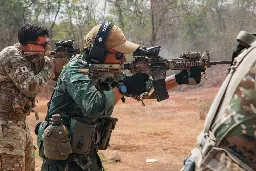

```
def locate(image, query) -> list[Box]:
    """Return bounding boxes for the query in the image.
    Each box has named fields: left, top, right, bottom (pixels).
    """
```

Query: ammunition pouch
left=70, top=118, right=96, bottom=154
left=70, top=117, right=118, bottom=154
left=36, top=121, right=48, bottom=158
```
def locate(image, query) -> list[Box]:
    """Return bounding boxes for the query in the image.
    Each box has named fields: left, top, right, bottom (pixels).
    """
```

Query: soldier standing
left=0, top=23, right=56, bottom=171
left=182, top=31, right=256, bottom=171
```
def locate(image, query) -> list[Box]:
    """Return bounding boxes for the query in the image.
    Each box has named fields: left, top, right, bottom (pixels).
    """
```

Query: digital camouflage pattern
left=0, top=43, right=54, bottom=171
left=41, top=56, right=115, bottom=170
left=212, top=62, right=256, bottom=169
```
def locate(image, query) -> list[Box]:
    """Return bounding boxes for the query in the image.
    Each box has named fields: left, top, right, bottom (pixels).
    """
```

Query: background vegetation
left=1, top=0, right=256, bottom=60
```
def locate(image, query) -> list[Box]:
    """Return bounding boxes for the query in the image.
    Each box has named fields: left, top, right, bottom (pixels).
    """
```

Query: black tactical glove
left=122, top=73, right=150, bottom=96
left=175, top=66, right=203, bottom=85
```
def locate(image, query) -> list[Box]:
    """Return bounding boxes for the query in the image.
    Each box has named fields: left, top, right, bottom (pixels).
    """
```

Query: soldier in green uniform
left=40, top=22, right=203, bottom=171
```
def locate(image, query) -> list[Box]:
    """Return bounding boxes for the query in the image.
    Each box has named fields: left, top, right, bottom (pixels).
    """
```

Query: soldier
left=40, top=22, right=203, bottom=171
left=182, top=31, right=256, bottom=171
left=0, top=23, right=62, bottom=171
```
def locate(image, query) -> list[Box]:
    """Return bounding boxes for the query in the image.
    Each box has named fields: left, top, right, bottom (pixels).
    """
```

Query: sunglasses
left=28, top=41, right=49, bottom=48
left=108, top=50, right=124, bottom=60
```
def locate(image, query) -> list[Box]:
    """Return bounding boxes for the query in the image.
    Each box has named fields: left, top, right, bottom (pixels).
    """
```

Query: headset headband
left=87, top=22, right=114, bottom=64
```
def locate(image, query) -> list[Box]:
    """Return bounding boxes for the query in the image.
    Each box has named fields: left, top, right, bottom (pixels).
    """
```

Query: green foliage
left=0, top=0, right=256, bottom=60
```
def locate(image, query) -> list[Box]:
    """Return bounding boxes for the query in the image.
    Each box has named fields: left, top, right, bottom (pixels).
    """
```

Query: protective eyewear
left=109, top=51, right=124, bottom=60
left=28, top=41, right=49, bottom=48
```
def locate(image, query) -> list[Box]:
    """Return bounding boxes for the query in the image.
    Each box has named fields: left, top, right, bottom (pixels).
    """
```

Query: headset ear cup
left=87, top=22, right=114, bottom=64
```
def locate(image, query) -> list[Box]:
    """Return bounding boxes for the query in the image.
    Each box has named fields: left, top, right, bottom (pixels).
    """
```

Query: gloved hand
left=122, top=73, right=150, bottom=96
left=175, top=66, right=203, bottom=85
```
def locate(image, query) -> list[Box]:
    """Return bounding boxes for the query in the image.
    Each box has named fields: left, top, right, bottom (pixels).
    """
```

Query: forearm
left=165, top=74, right=179, bottom=90
left=112, top=87, right=123, bottom=105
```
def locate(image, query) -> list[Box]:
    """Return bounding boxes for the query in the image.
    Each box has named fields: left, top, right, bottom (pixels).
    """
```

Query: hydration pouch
left=98, top=117, right=118, bottom=150
left=36, top=121, right=48, bottom=158
left=70, top=118, right=96, bottom=154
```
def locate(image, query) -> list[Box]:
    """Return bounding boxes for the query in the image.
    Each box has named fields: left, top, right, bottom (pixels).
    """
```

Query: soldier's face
left=104, top=49, right=126, bottom=64
left=25, top=36, right=50, bottom=52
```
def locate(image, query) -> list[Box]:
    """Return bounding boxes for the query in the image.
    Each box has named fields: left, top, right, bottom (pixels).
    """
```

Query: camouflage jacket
left=213, top=60, right=256, bottom=169
left=46, top=57, right=115, bottom=122
left=192, top=48, right=256, bottom=170
left=0, top=43, right=54, bottom=120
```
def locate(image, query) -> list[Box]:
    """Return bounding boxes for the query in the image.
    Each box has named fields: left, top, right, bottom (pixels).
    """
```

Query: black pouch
left=98, top=117, right=118, bottom=150
left=70, top=118, right=96, bottom=154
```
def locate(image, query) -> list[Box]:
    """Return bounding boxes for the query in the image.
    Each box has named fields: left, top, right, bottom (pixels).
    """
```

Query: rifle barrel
left=210, top=61, right=232, bottom=65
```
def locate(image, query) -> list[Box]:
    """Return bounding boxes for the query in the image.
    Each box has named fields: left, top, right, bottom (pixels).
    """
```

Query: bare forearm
left=112, top=87, right=123, bottom=105
left=165, top=74, right=179, bottom=90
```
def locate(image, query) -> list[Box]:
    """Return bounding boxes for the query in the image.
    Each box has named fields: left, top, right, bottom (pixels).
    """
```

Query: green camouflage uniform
left=41, top=57, right=115, bottom=171
left=0, top=43, right=54, bottom=171
left=183, top=47, right=256, bottom=171
left=214, top=62, right=256, bottom=169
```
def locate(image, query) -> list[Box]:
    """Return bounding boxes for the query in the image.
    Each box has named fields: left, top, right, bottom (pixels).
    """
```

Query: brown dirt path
left=28, top=88, right=219, bottom=171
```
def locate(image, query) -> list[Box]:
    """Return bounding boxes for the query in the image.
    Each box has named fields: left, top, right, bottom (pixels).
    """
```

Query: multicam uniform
left=41, top=57, right=116, bottom=171
left=186, top=40, right=256, bottom=171
left=0, top=43, right=54, bottom=171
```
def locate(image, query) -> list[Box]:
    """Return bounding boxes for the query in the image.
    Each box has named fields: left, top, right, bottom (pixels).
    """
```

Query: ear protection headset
left=85, top=22, right=114, bottom=64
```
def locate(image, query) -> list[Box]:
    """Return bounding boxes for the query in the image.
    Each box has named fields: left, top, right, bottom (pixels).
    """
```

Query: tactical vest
left=191, top=31, right=256, bottom=171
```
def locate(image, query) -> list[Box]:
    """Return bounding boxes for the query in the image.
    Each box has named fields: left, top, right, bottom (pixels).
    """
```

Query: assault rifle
left=80, top=46, right=231, bottom=102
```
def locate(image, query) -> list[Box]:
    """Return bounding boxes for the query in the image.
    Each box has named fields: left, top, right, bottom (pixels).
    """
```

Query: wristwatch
left=118, top=84, right=127, bottom=95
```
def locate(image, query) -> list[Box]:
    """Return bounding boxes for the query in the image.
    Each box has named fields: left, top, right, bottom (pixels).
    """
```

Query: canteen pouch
left=43, top=123, right=72, bottom=160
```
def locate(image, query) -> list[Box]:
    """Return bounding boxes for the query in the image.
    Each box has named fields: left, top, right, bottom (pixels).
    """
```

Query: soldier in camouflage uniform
left=182, top=31, right=256, bottom=171
left=0, top=23, right=55, bottom=171
left=40, top=22, right=202, bottom=171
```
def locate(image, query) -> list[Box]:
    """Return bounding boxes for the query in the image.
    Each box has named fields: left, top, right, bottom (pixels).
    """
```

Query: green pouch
left=37, top=121, right=48, bottom=158
left=70, top=118, right=96, bottom=154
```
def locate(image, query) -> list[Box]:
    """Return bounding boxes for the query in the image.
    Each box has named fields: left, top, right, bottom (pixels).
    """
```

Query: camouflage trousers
left=0, top=119, right=35, bottom=171
left=41, top=149, right=103, bottom=171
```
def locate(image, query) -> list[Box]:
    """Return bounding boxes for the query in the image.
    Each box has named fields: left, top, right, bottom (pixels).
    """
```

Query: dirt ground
left=28, top=87, right=219, bottom=171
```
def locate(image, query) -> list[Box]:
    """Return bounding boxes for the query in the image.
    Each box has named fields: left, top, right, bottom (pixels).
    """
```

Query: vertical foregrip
left=153, top=79, right=169, bottom=102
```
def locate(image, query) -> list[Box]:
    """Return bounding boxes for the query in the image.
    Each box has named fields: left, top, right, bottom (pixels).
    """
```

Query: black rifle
left=124, top=46, right=231, bottom=102
left=80, top=47, right=231, bottom=102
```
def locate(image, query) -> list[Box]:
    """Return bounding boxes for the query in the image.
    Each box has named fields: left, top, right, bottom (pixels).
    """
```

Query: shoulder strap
left=204, top=46, right=256, bottom=133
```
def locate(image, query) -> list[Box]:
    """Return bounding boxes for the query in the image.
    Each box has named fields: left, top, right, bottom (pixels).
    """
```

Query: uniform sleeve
left=2, top=48, right=54, bottom=97
left=61, top=60, right=115, bottom=118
